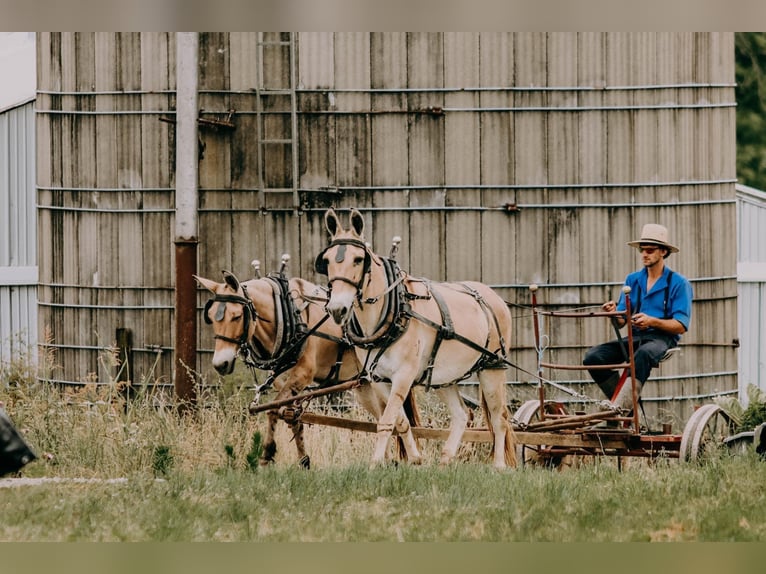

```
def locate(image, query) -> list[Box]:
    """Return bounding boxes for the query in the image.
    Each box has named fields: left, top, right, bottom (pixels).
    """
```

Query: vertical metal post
left=174, top=32, right=199, bottom=411
left=529, top=284, right=545, bottom=418
left=116, top=327, right=134, bottom=408
left=623, top=287, right=640, bottom=432
left=289, top=32, right=300, bottom=210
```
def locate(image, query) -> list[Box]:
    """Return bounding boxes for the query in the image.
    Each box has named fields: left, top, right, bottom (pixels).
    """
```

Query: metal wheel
left=680, top=404, right=737, bottom=462
left=512, top=399, right=568, bottom=467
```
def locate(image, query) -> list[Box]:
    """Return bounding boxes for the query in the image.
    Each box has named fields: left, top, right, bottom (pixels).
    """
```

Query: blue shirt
left=616, top=266, right=693, bottom=341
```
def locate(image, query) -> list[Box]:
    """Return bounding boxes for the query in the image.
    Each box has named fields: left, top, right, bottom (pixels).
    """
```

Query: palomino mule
left=316, top=208, right=516, bottom=469
left=196, top=267, right=418, bottom=467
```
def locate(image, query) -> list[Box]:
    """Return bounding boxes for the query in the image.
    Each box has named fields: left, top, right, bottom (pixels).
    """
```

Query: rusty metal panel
left=36, top=33, right=177, bottom=386
left=334, top=32, right=370, bottom=91
left=477, top=34, right=515, bottom=289
left=444, top=33, right=481, bottom=280
left=367, top=33, right=409, bottom=274
left=298, top=32, right=333, bottom=89
left=407, top=33, right=445, bottom=280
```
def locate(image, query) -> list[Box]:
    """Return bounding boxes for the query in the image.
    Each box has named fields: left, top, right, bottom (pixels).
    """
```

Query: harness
left=403, top=280, right=510, bottom=389
left=321, top=240, right=509, bottom=391
left=204, top=273, right=351, bottom=393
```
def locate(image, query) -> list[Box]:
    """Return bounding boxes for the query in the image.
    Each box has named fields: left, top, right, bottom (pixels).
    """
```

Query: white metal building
left=0, top=98, right=37, bottom=365
left=0, top=32, right=37, bottom=367
left=737, top=183, right=766, bottom=401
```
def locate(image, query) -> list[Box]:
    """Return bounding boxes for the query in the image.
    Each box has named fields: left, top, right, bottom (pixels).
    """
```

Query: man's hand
left=602, top=300, right=617, bottom=313
left=602, top=300, right=625, bottom=327
left=631, top=312, right=652, bottom=330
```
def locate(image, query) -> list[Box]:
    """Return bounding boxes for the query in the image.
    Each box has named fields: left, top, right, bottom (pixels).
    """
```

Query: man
left=583, top=224, right=693, bottom=413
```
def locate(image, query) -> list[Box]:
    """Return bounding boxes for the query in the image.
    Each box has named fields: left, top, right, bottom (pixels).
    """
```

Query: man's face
left=639, top=243, right=666, bottom=268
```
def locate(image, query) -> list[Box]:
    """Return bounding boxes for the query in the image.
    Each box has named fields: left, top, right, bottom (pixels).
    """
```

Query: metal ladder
left=255, top=32, right=300, bottom=211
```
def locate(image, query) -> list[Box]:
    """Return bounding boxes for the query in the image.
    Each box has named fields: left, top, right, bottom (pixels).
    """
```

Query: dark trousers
left=583, top=332, right=676, bottom=390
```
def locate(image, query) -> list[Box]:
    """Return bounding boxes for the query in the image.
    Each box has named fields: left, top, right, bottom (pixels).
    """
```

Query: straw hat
left=627, top=223, right=679, bottom=256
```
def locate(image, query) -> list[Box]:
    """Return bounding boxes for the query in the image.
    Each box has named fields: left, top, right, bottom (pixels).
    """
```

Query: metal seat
left=659, top=347, right=680, bottom=364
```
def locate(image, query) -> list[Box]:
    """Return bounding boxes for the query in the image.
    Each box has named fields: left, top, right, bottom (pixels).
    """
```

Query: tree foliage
left=736, top=33, right=766, bottom=190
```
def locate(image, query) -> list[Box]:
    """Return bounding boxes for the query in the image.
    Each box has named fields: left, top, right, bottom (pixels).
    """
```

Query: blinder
left=314, top=238, right=372, bottom=278
left=203, top=292, right=257, bottom=346
left=203, top=299, right=215, bottom=324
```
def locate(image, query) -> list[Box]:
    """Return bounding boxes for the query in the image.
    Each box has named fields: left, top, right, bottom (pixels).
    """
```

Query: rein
left=339, top=254, right=510, bottom=390
left=319, top=236, right=607, bottom=409
left=207, top=273, right=360, bottom=405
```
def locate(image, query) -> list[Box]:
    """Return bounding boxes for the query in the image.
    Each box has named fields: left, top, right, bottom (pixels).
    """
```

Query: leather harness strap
left=339, top=253, right=510, bottom=389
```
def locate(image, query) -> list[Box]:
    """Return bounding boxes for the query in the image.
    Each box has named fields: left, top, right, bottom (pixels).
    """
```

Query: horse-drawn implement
left=510, top=284, right=737, bottom=466
left=199, top=208, right=738, bottom=468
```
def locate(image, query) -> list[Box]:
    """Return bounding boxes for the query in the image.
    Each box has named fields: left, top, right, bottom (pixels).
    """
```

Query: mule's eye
left=231, top=314, right=242, bottom=322
left=353, top=256, right=364, bottom=266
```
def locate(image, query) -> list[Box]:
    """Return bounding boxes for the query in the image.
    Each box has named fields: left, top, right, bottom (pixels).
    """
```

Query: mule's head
left=195, top=271, right=254, bottom=375
left=315, top=208, right=372, bottom=325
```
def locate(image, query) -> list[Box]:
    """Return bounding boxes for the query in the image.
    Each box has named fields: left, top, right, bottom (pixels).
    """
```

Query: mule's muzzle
left=214, top=359, right=236, bottom=375
left=328, top=305, right=349, bottom=325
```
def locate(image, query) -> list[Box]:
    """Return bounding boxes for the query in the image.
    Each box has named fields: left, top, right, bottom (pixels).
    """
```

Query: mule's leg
left=260, top=410, right=279, bottom=465
left=478, top=369, right=517, bottom=469
left=288, top=419, right=310, bottom=469
left=435, top=386, right=469, bottom=465
left=275, top=367, right=314, bottom=468
left=355, top=383, right=420, bottom=462
left=372, top=379, right=422, bottom=466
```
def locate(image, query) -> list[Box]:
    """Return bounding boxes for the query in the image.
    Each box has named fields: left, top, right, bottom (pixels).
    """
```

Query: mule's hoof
left=248, top=401, right=259, bottom=415
left=298, top=455, right=311, bottom=469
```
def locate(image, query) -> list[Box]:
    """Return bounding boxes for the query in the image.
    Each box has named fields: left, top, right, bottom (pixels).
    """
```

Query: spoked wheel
left=512, top=399, right=568, bottom=467
left=679, top=404, right=737, bottom=462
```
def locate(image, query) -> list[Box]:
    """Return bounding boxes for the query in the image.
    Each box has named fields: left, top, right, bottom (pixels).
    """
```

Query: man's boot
left=596, top=371, right=621, bottom=399
left=610, top=377, right=643, bottom=414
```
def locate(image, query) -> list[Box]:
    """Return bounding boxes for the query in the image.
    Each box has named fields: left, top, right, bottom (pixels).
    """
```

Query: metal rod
left=296, top=102, right=736, bottom=114
left=36, top=178, right=737, bottom=194
left=289, top=32, right=300, bottom=211
left=38, top=342, right=171, bottom=354
left=492, top=276, right=738, bottom=288
left=34, top=82, right=736, bottom=96
left=248, top=380, right=360, bottom=414
left=36, top=205, right=175, bottom=213
left=173, top=32, right=200, bottom=411
left=540, top=362, right=631, bottom=371
left=37, top=301, right=174, bottom=310
left=33, top=101, right=736, bottom=116
left=529, top=285, right=546, bottom=418
left=623, top=289, right=640, bottom=430
left=35, top=109, right=174, bottom=115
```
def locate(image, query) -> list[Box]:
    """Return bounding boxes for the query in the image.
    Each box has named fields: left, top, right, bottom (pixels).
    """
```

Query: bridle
left=203, top=287, right=261, bottom=348
left=314, top=238, right=372, bottom=299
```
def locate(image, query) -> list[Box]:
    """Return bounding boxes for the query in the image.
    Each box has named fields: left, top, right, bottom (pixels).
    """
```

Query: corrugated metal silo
left=35, top=33, right=738, bottom=427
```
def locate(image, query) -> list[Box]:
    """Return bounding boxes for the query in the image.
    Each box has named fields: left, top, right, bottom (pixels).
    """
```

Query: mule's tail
left=394, top=390, right=422, bottom=461
left=481, top=392, right=517, bottom=468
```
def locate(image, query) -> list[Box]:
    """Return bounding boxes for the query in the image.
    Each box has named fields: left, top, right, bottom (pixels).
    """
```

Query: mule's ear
left=194, top=275, right=219, bottom=294
left=222, top=270, right=240, bottom=292
left=325, top=208, right=341, bottom=237
left=350, top=208, right=365, bottom=237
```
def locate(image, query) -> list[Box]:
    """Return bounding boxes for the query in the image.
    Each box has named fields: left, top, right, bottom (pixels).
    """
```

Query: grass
left=2, top=453, right=766, bottom=541
left=2, top=346, right=766, bottom=541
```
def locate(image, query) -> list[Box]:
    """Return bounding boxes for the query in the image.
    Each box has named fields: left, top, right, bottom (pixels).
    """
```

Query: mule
left=195, top=269, right=419, bottom=468
left=316, top=208, right=516, bottom=469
